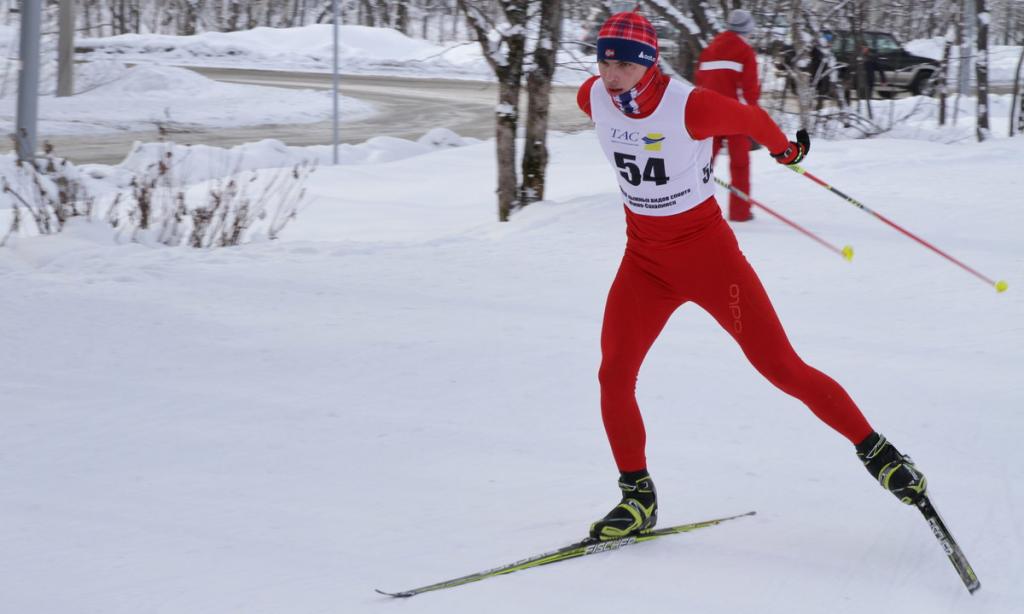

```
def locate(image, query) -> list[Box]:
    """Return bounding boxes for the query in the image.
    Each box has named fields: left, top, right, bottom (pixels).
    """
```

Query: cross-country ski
left=376, top=511, right=756, bottom=597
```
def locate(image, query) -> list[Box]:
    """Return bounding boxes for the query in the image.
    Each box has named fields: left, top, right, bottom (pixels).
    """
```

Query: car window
left=872, top=34, right=902, bottom=54
left=834, top=32, right=851, bottom=53
left=755, top=11, right=789, bottom=29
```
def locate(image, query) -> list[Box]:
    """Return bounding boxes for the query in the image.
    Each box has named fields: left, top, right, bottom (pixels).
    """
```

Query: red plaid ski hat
left=597, top=11, right=659, bottom=67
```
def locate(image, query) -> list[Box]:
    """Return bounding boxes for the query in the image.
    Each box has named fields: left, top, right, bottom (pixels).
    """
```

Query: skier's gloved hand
left=771, top=129, right=810, bottom=165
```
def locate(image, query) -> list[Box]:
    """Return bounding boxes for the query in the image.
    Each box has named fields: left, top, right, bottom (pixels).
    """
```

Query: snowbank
left=905, top=37, right=1022, bottom=84
left=0, top=128, right=480, bottom=248
left=839, top=93, right=1019, bottom=142
left=0, top=64, right=376, bottom=136
left=77, top=24, right=594, bottom=84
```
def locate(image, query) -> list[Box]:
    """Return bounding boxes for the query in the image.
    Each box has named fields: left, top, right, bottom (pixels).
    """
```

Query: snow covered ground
left=0, top=25, right=377, bottom=137
left=1, top=127, right=1022, bottom=613
left=0, top=63, right=375, bottom=136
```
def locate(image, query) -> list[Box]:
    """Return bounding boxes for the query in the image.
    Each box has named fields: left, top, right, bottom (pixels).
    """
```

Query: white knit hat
left=726, top=9, right=755, bottom=35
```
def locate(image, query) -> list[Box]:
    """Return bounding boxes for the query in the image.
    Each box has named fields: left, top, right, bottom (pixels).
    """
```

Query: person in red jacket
left=695, top=9, right=761, bottom=221
left=578, top=10, right=927, bottom=541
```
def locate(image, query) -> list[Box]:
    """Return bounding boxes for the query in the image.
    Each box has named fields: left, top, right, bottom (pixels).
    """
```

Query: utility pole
left=16, top=0, right=42, bottom=163
left=57, top=0, right=75, bottom=97
left=1012, top=45, right=1024, bottom=136
left=332, top=0, right=340, bottom=164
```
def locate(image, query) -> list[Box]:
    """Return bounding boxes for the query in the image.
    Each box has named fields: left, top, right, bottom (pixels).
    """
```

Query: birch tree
left=1013, top=45, right=1024, bottom=135
left=975, top=0, right=990, bottom=141
left=789, top=0, right=812, bottom=128
left=937, top=0, right=960, bottom=126
left=520, top=0, right=561, bottom=205
left=459, top=0, right=529, bottom=222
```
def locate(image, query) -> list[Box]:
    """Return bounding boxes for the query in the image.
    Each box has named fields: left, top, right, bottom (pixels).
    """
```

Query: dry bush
left=1, top=141, right=93, bottom=246
left=3, top=139, right=316, bottom=249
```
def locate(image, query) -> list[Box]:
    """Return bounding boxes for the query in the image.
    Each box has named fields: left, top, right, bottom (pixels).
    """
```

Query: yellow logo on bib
left=643, top=133, right=666, bottom=151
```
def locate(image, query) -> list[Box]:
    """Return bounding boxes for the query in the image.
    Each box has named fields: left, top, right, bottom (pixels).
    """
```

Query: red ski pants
left=712, top=135, right=751, bottom=221
left=599, top=214, right=873, bottom=472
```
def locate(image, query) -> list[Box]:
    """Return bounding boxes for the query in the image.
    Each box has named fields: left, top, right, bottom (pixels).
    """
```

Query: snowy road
left=46, top=68, right=593, bottom=165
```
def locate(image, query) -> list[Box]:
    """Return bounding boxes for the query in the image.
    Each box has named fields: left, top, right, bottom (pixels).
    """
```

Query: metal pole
left=16, top=0, right=42, bottom=162
left=57, top=0, right=75, bottom=97
left=332, top=0, right=340, bottom=165
left=1013, top=45, right=1024, bottom=136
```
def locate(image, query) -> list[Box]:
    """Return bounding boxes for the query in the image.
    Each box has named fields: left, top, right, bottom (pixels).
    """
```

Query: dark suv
left=827, top=30, right=940, bottom=96
left=776, top=30, right=940, bottom=97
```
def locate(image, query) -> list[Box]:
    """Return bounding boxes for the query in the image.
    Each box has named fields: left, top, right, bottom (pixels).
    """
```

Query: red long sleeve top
left=695, top=31, right=761, bottom=104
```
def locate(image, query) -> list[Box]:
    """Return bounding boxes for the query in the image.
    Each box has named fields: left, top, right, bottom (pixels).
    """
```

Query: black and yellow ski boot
left=857, top=432, right=928, bottom=504
left=590, top=470, right=658, bottom=541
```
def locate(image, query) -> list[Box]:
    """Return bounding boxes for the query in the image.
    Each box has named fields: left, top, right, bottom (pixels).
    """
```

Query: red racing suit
left=578, top=74, right=873, bottom=472
left=695, top=31, right=761, bottom=221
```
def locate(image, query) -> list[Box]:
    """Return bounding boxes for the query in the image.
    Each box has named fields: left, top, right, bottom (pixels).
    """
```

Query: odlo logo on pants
left=729, top=284, right=742, bottom=333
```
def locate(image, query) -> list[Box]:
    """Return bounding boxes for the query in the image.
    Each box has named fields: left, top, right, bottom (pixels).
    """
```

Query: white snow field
left=0, top=63, right=376, bottom=136
left=1, top=128, right=1021, bottom=614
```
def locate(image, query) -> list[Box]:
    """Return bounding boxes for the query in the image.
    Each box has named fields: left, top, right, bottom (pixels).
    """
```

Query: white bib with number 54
left=590, top=78, right=715, bottom=217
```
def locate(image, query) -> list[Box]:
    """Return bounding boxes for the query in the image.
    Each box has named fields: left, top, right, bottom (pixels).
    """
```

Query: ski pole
left=784, top=164, right=1008, bottom=293
left=715, top=176, right=854, bottom=261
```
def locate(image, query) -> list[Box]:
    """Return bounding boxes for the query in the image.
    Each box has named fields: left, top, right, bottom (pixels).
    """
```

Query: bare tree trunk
left=640, top=0, right=704, bottom=81
left=520, top=0, right=561, bottom=207
left=82, top=0, right=93, bottom=36
left=118, top=0, right=127, bottom=33
left=688, top=0, right=720, bottom=42
left=288, top=0, right=303, bottom=27
left=247, top=0, right=257, bottom=29
left=179, top=0, right=201, bottom=35
left=396, top=1, right=410, bottom=35
left=975, top=0, right=989, bottom=140
left=1003, top=0, right=1010, bottom=45
left=850, top=0, right=872, bottom=120
left=459, top=0, right=528, bottom=222
left=421, top=0, right=432, bottom=38
left=110, top=0, right=121, bottom=35
left=1012, top=45, right=1024, bottom=135
left=226, top=0, right=242, bottom=31
left=265, top=1, right=277, bottom=26
left=789, top=0, right=811, bottom=128
left=938, top=0, right=958, bottom=126
left=495, top=9, right=526, bottom=222
left=360, top=0, right=375, bottom=26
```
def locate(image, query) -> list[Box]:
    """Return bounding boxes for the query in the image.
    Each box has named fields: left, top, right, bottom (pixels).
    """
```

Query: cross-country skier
left=578, top=10, right=928, bottom=541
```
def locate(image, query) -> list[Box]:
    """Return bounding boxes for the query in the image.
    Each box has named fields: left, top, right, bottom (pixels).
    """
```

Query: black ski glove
left=771, top=129, right=810, bottom=165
